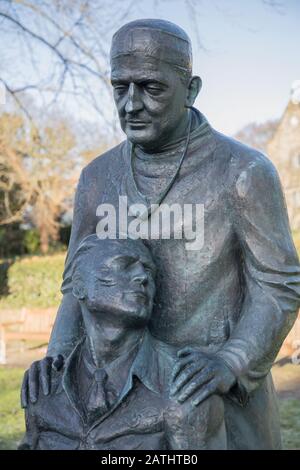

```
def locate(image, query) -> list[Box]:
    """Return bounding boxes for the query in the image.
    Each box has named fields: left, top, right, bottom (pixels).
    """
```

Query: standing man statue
left=22, top=19, right=300, bottom=449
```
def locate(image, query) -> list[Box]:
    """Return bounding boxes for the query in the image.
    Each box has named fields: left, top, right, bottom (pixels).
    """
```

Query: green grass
left=0, top=252, right=66, bottom=309
left=0, top=367, right=299, bottom=450
left=279, top=399, right=300, bottom=450
left=0, top=367, right=25, bottom=450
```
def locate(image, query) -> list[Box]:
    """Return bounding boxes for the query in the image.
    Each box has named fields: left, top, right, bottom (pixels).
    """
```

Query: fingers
left=21, top=369, right=29, bottom=408
left=28, top=361, right=40, bottom=404
left=52, top=354, right=64, bottom=371
left=192, top=379, right=219, bottom=407
left=21, top=356, right=61, bottom=407
left=171, top=358, right=207, bottom=395
left=171, top=364, right=198, bottom=396
left=173, top=348, right=207, bottom=382
left=40, top=357, right=53, bottom=396
left=171, top=356, right=194, bottom=382
left=177, top=366, right=214, bottom=403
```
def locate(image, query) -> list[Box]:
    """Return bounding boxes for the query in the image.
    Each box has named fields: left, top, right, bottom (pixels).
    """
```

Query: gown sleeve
left=216, top=154, right=300, bottom=399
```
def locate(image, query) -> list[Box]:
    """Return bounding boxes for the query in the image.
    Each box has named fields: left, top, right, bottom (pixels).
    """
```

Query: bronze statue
left=21, top=19, right=300, bottom=450
left=20, top=237, right=225, bottom=450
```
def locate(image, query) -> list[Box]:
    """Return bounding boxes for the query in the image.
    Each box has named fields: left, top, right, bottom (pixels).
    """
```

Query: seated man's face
left=76, top=242, right=156, bottom=327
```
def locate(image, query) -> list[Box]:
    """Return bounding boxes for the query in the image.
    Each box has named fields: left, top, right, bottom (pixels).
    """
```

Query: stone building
left=267, top=83, right=300, bottom=350
left=267, top=82, right=300, bottom=231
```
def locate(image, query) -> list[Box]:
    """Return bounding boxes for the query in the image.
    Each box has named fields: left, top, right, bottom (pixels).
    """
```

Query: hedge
left=0, top=253, right=65, bottom=309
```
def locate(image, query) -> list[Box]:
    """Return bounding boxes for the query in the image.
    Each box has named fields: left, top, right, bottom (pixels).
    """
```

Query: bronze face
left=72, top=239, right=156, bottom=327
left=110, top=19, right=201, bottom=152
left=111, top=55, right=191, bottom=151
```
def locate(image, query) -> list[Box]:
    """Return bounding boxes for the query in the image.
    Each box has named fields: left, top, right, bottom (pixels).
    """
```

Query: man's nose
left=131, top=262, right=148, bottom=286
left=125, top=83, right=143, bottom=114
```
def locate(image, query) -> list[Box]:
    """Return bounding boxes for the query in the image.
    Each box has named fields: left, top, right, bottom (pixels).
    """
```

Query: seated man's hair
left=71, top=235, right=153, bottom=281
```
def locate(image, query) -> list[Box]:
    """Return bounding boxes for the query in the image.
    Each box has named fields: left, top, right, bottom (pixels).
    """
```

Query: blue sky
left=1, top=0, right=299, bottom=136
left=136, top=0, right=300, bottom=134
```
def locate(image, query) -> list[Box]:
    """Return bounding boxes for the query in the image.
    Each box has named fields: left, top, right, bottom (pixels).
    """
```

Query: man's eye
left=96, top=276, right=116, bottom=286
left=145, top=85, right=163, bottom=95
left=113, top=85, right=127, bottom=93
left=111, top=259, right=131, bottom=270
left=144, top=267, right=155, bottom=277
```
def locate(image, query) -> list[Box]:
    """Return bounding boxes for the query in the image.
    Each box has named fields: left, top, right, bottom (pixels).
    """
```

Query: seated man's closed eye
left=20, top=236, right=226, bottom=450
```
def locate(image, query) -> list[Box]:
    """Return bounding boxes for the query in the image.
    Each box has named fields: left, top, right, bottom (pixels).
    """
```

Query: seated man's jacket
left=20, top=331, right=225, bottom=450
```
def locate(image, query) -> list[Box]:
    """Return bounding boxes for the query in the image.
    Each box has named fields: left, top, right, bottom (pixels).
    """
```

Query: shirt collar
left=128, top=330, right=177, bottom=395
left=61, top=329, right=175, bottom=415
left=80, top=336, right=139, bottom=392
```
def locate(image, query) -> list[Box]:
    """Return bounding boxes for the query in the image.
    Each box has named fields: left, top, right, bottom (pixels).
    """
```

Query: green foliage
left=59, top=225, right=71, bottom=247
left=0, top=224, right=25, bottom=258
left=23, top=229, right=40, bottom=255
left=0, top=224, right=71, bottom=258
left=0, top=253, right=65, bottom=309
left=0, top=261, right=10, bottom=296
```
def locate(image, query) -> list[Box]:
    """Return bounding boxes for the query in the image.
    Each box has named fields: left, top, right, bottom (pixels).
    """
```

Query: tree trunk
left=39, top=225, right=49, bottom=254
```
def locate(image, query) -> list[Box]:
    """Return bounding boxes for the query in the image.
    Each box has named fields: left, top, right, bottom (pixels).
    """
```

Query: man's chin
left=126, top=129, right=158, bottom=150
left=122, top=303, right=151, bottom=325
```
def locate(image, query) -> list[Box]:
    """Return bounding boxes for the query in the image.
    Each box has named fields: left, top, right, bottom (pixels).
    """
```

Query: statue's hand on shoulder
left=21, top=355, right=64, bottom=408
left=170, top=347, right=236, bottom=406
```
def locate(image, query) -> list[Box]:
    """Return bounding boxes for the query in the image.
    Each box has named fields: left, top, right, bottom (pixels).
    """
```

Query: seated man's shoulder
left=25, top=368, right=65, bottom=421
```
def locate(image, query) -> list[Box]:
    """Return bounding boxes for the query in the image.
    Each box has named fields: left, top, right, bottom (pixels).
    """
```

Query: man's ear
left=185, top=76, right=202, bottom=108
left=72, top=276, right=87, bottom=301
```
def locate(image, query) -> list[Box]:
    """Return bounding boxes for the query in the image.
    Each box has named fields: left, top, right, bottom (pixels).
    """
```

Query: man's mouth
left=125, top=291, right=149, bottom=303
left=126, top=119, right=149, bottom=128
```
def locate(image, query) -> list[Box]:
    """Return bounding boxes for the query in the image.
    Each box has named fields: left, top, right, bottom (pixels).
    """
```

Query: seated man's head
left=71, top=236, right=156, bottom=328
left=110, top=19, right=202, bottom=151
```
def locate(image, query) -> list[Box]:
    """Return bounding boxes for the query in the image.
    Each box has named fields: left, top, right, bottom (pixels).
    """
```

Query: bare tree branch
left=0, top=0, right=135, bottom=134
left=0, top=77, right=35, bottom=121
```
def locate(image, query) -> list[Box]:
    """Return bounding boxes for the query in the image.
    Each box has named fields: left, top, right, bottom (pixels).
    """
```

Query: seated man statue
left=20, top=236, right=225, bottom=450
